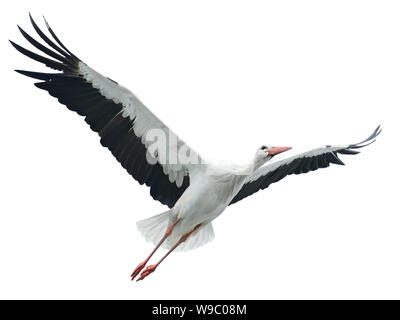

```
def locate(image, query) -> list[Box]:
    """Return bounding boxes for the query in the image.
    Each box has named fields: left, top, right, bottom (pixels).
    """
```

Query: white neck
left=236, top=154, right=267, bottom=176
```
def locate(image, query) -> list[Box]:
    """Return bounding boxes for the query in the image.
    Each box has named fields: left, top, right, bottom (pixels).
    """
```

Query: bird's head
left=254, top=145, right=292, bottom=167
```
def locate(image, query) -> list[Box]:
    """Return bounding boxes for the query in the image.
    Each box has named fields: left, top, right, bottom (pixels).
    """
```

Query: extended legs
left=132, top=223, right=202, bottom=282
left=130, top=219, right=180, bottom=280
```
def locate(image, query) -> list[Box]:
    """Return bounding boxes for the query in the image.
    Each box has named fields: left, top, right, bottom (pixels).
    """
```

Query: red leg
left=131, top=219, right=180, bottom=281
left=136, top=224, right=202, bottom=282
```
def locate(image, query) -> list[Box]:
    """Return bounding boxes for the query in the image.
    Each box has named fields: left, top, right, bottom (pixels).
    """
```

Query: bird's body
left=11, top=15, right=381, bottom=281
left=170, top=163, right=247, bottom=238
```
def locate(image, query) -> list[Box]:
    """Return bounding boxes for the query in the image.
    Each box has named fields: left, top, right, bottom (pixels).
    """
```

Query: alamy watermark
left=145, top=128, right=204, bottom=166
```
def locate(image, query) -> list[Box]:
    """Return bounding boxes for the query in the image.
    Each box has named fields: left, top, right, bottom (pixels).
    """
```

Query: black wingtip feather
left=330, top=152, right=345, bottom=165
left=17, top=24, right=76, bottom=69
left=10, top=40, right=71, bottom=72
left=28, top=13, right=75, bottom=61
left=340, top=125, right=382, bottom=154
left=337, top=149, right=360, bottom=155
left=42, top=15, right=79, bottom=60
left=351, top=125, right=382, bottom=147
left=34, top=82, right=48, bottom=90
left=15, top=69, right=46, bottom=80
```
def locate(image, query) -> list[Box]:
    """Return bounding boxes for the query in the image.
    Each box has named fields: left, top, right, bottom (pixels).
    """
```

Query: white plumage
left=10, top=15, right=381, bottom=281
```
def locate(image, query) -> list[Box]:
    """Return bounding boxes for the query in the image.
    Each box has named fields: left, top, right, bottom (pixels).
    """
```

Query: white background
left=0, top=0, right=399, bottom=299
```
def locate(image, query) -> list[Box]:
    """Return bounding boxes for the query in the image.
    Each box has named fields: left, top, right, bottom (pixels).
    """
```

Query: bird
left=10, top=14, right=381, bottom=282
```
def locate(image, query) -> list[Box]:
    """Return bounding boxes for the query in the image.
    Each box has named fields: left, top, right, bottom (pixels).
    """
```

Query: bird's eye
left=261, top=146, right=267, bottom=150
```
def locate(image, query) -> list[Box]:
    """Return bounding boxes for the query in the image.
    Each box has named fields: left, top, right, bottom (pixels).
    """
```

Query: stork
left=10, top=15, right=381, bottom=281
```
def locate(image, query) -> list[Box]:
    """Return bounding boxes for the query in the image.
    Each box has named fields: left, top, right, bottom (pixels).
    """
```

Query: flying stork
left=10, top=15, right=381, bottom=282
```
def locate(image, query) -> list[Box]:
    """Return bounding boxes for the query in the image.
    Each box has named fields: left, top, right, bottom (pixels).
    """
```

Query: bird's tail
left=136, top=210, right=215, bottom=252
left=136, top=210, right=171, bottom=246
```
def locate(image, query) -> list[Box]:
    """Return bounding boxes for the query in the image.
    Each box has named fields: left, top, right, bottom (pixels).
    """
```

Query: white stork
left=11, top=15, right=381, bottom=281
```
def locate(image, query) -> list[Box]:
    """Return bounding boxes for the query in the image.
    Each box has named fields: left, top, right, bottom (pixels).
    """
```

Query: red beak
left=268, top=146, right=292, bottom=156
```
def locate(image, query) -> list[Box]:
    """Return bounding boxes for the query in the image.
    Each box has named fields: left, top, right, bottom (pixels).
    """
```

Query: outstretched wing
left=230, top=126, right=381, bottom=205
left=11, top=14, right=203, bottom=208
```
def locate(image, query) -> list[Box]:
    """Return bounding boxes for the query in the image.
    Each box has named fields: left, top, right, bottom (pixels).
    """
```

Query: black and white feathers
left=231, top=126, right=381, bottom=204
left=10, top=14, right=204, bottom=208
left=11, top=15, right=381, bottom=209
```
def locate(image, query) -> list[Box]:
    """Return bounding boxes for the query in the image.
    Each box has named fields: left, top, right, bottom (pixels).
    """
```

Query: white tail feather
left=136, top=211, right=170, bottom=245
left=136, top=211, right=215, bottom=252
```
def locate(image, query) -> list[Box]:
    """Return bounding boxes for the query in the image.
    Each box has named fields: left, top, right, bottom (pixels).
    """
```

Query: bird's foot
left=136, top=264, right=157, bottom=282
left=131, top=262, right=146, bottom=281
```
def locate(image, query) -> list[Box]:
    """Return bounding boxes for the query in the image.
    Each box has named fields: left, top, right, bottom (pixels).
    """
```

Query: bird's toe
left=136, top=264, right=157, bottom=281
left=131, top=262, right=146, bottom=280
